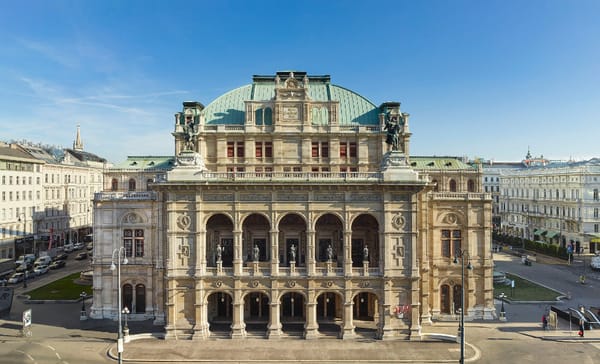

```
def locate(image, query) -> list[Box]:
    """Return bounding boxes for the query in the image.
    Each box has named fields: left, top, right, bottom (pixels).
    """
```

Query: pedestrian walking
left=578, top=318, right=585, bottom=337
left=542, top=314, right=548, bottom=330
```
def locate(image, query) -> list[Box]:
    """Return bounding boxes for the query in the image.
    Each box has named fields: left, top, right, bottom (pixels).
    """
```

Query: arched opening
left=242, top=214, right=270, bottom=264
left=278, top=214, right=307, bottom=267
left=128, top=178, right=136, bottom=191
left=280, top=292, right=305, bottom=334
left=431, top=179, right=439, bottom=192
left=316, top=292, right=343, bottom=335
left=264, top=107, right=272, bottom=125
left=207, top=291, right=233, bottom=335
left=314, top=214, right=344, bottom=267
left=467, top=179, right=475, bottom=192
left=111, top=178, right=118, bottom=191
left=255, top=108, right=263, bottom=126
left=206, top=214, right=234, bottom=267
left=123, top=283, right=133, bottom=311
left=135, top=284, right=146, bottom=313
left=244, top=291, right=270, bottom=335
left=353, top=292, right=379, bottom=337
left=351, top=214, right=380, bottom=267
left=440, top=283, right=463, bottom=315
left=449, top=179, right=457, bottom=192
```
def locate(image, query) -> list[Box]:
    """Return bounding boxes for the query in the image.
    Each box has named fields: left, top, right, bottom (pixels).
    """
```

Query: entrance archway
left=316, top=292, right=343, bottom=335
left=244, top=291, right=270, bottom=335
left=280, top=292, right=305, bottom=334
left=352, top=292, right=379, bottom=337
left=207, top=291, right=233, bottom=335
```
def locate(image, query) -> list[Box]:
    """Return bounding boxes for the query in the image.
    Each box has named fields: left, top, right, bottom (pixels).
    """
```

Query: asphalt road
left=0, top=251, right=599, bottom=363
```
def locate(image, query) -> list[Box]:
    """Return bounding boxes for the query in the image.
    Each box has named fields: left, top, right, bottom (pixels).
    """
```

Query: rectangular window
left=255, top=142, right=263, bottom=158
left=321, top=142, right=329, bottom=158
left=236, top=142, right=244, bottom=158
left=349, top=142, right=357, bottom=157
left=340, top=142, right=347, bottom=158
left=595, top=224, right=599, bottom=233
left=265, top=142, right=272, bottom=158
left=312, top=142, right=319, bottom=157
left=441, top=229, right=462, bottom=257
left=595, top=189, right=599, bottom=201
left=227, top=142, right=235, bottom=157
left=134, top=229, right=144, bottom=257
left=123, top=229, right=133, bottom=257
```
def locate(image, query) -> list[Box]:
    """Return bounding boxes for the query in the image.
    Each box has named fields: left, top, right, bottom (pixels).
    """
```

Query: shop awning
left=546, top=231, right=559, bottom=238
left=535, top=230, right=547, bottom=236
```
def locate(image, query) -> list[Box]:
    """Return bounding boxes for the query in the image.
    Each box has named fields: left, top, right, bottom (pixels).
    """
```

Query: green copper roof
left=410, top=157, right=475, bottom=170
left=112, top=156, right=175, bottom=170
left=202, top=74, right=379, bottom=126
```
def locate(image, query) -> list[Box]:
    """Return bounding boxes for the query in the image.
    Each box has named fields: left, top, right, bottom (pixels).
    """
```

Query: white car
left=591, top=255, right=600, bottom=271
left=8, top=272, right=24, bottom=284
left=33, top=264, right=49, bottom=276
left=73, top=242, right=85, bottom=250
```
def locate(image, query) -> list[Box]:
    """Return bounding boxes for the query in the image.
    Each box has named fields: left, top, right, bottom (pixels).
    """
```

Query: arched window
left=449, top=179, right=457, bottom=192
left=440, top=284, right=450, bottom=314
left=123, top=284, right=133, bottom=310
left=255, top=108, right=263, bottom=126
left=128, top=178, right=136, bottom=191
left=264, top=107, right=272, bottom=125
left=111, top=178, right=118, bottom=191
left=467, top=179, right=475, bottom=192
left=432, top=179, right=439, bottom=192
left=135, top=284, right=146, bottom=313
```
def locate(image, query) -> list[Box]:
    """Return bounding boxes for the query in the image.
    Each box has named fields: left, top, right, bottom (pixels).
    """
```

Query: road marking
left=15, top=349, right=36, bottom=363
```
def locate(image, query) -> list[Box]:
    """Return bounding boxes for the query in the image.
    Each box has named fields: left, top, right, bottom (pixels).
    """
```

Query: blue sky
left=1, top=0, right=598, bottom=164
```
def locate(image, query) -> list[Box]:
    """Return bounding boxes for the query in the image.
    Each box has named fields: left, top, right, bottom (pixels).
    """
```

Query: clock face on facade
left=282, top=106, right=299, bottom=120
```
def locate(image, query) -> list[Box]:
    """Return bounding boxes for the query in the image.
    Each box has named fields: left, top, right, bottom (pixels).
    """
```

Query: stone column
left=270, top=229, right=279, bottom=276
left=231, top=290, right=246, bottom=338
left=163, top=280, right=177, bottom=339
left=192, top=285, right=209, bottom=339
left=304, top=302, right=319, bottom=339
left=341, top=301, right=356, bottom=339
left=267, top=300, right=283, bottom=338
left=307, top=229, right=316, bottom=275
left=343, top=231, right=352, bottom=276
left=233, top=229, right=243, bottom=276
left=196, top=228, right=206, bottom=276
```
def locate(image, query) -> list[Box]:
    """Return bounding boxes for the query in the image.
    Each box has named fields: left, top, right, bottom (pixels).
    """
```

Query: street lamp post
left=499, top=292, right=506, bottom=321
left=122, top=306, right=130, bottom=342
left=454, top=249, right=473, bottom=364
left=23, top=270, right=28, bottom=289
left=111, top=247, right=128, bottom=364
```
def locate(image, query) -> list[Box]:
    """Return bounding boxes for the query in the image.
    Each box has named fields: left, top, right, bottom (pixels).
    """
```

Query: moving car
left=33, top=264, right=49, bottom=276
left=7, top=272, right=24, bottom=284
left=54, top=253, right=68, bottom=261
left=49, top=260, right=66, bottom=269
left=75, top=252, right=88, bottom=260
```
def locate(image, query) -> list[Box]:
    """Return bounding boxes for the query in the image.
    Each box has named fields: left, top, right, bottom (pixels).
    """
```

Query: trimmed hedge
left=493, top=232, right=569, bottom=260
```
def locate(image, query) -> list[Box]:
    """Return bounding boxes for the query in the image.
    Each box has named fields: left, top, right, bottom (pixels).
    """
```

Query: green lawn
left=494, top=273, right=561, bottom=301
left=26, top=272, right=92, bottom=300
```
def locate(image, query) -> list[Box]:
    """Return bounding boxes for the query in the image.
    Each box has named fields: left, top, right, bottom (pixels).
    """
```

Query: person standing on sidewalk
left=542, top=314, right=548, bottom=330
left=578, top=318, right=585, bottom=337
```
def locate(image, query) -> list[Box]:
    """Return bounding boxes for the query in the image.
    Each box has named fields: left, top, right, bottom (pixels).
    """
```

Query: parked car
left=73, top=242, right=85, bottom=250
left=591, top=255, right=600, bottom=271
left=7, top=272, right=24, bottom=284
left=33, top=264, right=49, bottom=276
left=49, top=260, right=66, bottom=269
left=75, top=252, right=88, bottom=260
left=86, top=242, right=93, bottom=251
left=34, top=256, right=52, bottom=267
left=63, top=244, right=74, bottom=253
left=54, top=253, right=68, bottom=261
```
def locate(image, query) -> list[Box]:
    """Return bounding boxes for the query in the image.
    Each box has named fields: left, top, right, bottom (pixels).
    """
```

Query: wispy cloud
left=17, top=38, right=81, bottom=69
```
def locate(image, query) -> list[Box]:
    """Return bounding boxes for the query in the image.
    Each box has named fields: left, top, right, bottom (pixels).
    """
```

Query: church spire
left=73, top=124, right=84, bottom=151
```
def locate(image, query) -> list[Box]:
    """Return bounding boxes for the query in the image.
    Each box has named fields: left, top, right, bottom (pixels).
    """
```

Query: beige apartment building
left=91, top=71, right=494, bottom=340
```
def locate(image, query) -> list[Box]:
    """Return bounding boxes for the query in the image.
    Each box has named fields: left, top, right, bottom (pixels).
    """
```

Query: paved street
left=0, top=251, right=599, bottom=363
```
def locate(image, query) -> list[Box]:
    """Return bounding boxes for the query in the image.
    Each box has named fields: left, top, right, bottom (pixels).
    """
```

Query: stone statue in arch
left=326, top=244, right=334, bottom=261
left=289, top=244, right=296, bottom=263
left=363, top=245, right=369, bottom=262
left=253, top=244, right=260, bottom=262
left=216, top=242, right=222, bottom=262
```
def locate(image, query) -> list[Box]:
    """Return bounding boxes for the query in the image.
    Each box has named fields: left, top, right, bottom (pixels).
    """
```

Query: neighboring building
left=91, top=71, right=494, bottom=340
left=1, top=126, right=108, bottom=259
left=480, top=160, right=524, bottom=230
left=0, top=142, right=43, bottom=261
left=498, top=154, right=600, bottom=254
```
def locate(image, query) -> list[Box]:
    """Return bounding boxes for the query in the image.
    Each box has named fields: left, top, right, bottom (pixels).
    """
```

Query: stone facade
left=90, top=71, right=495, bottom=340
